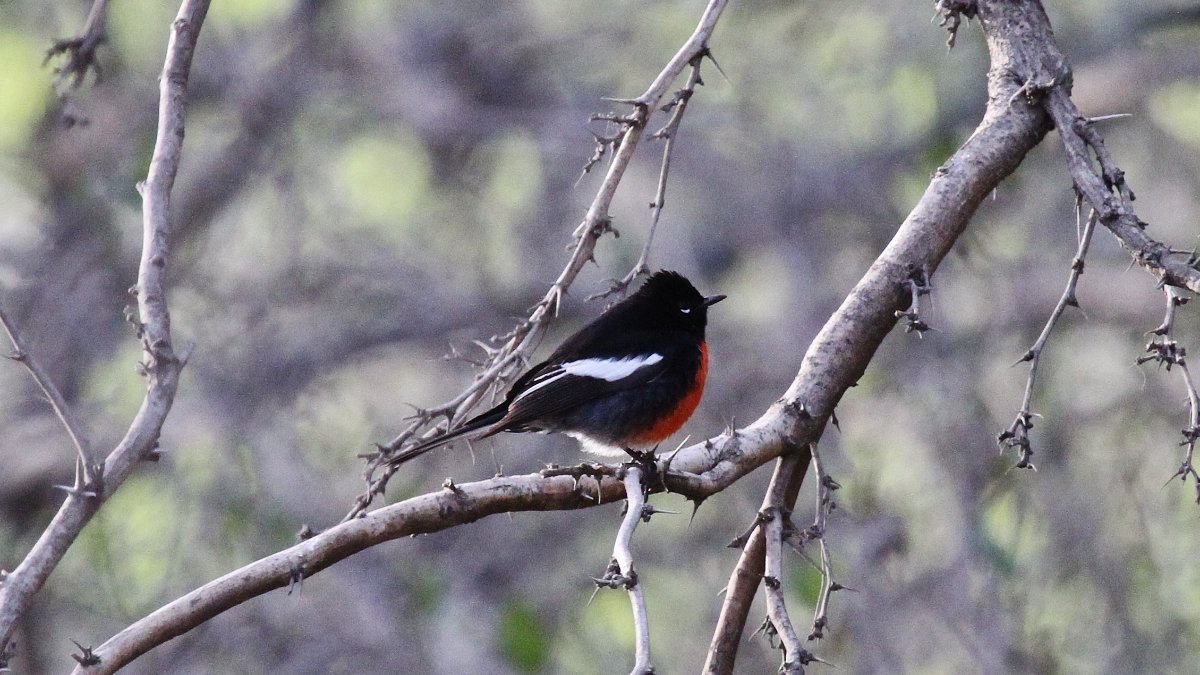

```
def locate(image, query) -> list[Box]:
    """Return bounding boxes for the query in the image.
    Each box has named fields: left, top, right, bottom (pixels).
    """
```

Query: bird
left=386, top=270, right=725, bottom=468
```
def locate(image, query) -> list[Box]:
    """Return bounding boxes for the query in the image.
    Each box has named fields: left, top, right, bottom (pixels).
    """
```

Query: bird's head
left=632, top=270, right=725, bottom=335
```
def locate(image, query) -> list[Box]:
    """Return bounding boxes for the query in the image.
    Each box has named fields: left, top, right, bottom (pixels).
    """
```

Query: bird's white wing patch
left=512, top=354, right=663, bottom=404
left=560, top=353, right=663, bottom=381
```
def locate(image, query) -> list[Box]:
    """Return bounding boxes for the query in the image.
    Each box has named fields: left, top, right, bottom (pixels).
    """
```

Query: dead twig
left=1139, top=288, right=1200, bottom=500
left=999, top=205, right=1097, bottom=469
left=0, top=303, right=100, bottom=488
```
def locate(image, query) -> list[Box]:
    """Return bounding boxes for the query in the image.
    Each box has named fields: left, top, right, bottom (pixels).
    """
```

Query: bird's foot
left=622, top=447, right=664, bottom=496
left=541, top=462, right=616, bottom=481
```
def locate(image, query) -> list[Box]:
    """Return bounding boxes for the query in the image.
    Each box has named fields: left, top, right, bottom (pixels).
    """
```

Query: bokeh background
left=3, top=1, right=1200, bottom=673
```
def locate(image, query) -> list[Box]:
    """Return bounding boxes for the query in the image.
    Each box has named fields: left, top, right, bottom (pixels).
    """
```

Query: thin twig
left=805, top=443, right=839, bottom=643
left=0, top=0, right=204, bottom=658
left=590, top=51, right=709, bottom=302
left=612, top=467, right=653, bottom=674
left=998, top=206, right=1097, bottom=469
left=755, top=451, right=818, bottom=673
left=704, top=448, right=813, bottom=673
left=1139, top=288, right=1200, bottom=500
left=762, top=510, right=805, bottom=675
left=0, top=303, right=99, bottom=487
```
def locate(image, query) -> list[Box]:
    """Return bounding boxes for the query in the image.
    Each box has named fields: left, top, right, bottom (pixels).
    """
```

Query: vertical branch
left=0, top=0, right=206, bottom=661
left=1140, top=288, right=1200, bottom=499
left=804, top=443, right=839, bottom=643
left=756, top=450, right=816, bottom=674
left=704, top=447, right=812, bottom=674
left=593, top=467, right=654, bottom=674
left=999, top=206, right=1097, bottom=468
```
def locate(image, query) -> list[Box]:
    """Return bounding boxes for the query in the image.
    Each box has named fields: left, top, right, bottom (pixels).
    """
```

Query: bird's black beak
left=703, top=294, right=727, bottom=307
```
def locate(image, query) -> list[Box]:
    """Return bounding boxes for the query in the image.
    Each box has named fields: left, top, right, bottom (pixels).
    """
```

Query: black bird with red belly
left=387, top=270, right=725, bottom=468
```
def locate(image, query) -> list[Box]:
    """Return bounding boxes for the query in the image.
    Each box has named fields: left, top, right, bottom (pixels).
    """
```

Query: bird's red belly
left=627, top=342, right=708, bottom=445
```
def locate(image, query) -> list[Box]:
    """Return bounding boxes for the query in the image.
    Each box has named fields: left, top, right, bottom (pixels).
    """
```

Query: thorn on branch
left=70, top=639, right=101, bottom=667
left=934, top=0, right=977, bottom=50
left=45, top=32, right=106, bottom=90
left=287, top=558, right=306, bottom=596
left=895, top=266, right=934, bottom=336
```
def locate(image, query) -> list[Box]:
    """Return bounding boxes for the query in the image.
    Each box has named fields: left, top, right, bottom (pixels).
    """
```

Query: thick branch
left=0, top=0, right=205, bottom=657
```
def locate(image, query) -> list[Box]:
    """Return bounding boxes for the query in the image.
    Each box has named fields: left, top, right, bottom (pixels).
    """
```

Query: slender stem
left=1000, top=207, right=1097, bottom=468
left=0, top=303, right=99, bottom=485
left=615, top=468, right=653, bottom=674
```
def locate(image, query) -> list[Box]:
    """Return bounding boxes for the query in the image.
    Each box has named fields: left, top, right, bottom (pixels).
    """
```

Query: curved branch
left=0, top=0, right=206, bottom=658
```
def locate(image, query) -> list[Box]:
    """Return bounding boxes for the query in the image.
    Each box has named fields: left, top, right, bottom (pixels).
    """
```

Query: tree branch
left=704, top=449, right=811, bottom=673
left=999, top=206, right=1098, bottom=468
left=0, top=303, right=99, bottom=486
left=1043, top=88, right=1200, bottom=293
left=0, top=0, right=206, bottom=659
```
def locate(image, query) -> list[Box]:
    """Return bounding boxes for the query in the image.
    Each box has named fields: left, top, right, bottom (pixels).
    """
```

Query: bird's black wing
left=490, top=347, right=673, bottom=433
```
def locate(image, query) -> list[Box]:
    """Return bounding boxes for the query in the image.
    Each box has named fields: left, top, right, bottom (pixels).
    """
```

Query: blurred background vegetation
left=2, top=0, right=1200, bottom=673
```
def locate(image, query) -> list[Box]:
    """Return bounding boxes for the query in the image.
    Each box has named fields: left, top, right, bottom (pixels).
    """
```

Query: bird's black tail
left=384, top=403, right=508, bottom=469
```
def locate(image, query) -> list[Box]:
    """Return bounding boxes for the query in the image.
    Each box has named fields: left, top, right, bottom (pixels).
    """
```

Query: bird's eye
left=680, top=306, right=692, bottom=314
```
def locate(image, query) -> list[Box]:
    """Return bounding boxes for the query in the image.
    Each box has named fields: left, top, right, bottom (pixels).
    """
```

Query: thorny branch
left=0, top=0, right=205, bottom=661
left=753, top=452, right=818, bottom=674
left=760, top=510, right=805, bottom=675
left=591, top=467, right=656, bottom=675
left=0, top=303, right=100, bottom=489
left=705, top=447, right=813, bottom=673
left=1043, top=88, right=1200, bottom=294
left=1139, top=288, right=1200, bottom=501
left=802, top=443, right=840, bottom=645
left=44, top=0, right=111, bottom=90
left=590, top=50, right=710, bottom=302
left=347, top=0, right=732, bottom=520
left=998, top=206, right=1097, bottom=469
